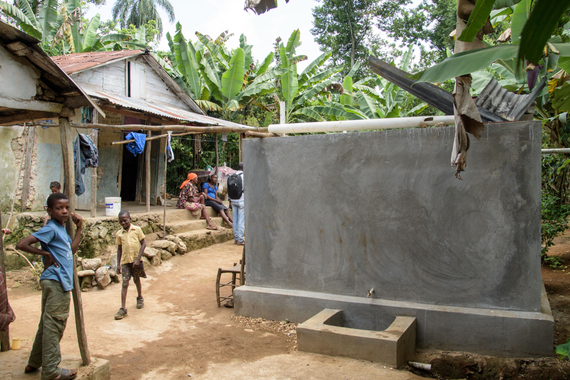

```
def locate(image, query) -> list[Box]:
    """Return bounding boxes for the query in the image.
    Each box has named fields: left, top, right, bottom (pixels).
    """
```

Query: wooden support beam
left=90, top=128, right=98, bottom=218
left=239, top=133, right=243, bottom=163
left=0, top=213, right=9, bottom=352
left=163, top=138, right=167, bottom=240
left=111, top=131, right=194, bottom=145
left=59, top=117, right=91, bottom=366
left=20, top=126, right=36, bottom=212
left=146, top=130, right=151, bottom=213
left=0, top=111, right=57, bottom=126
left=215, top=134, right=219, bottom=175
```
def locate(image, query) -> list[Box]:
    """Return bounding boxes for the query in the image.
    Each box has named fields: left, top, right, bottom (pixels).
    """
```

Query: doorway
left=120, top=144, right=138, bottom=201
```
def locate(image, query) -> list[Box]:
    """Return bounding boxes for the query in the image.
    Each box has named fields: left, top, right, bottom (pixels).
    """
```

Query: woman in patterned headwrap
left=177, top=173, right=218, bottom=230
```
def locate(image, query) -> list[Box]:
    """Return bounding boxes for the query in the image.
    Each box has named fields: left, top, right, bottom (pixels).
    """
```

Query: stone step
left=166, top=217, right=224, bottom=234
left=174, top=227, right=235, bottom=252
left=167, top=201, right=231, bottom=223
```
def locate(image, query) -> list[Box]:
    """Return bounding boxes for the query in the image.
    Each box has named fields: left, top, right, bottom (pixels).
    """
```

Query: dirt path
left=4, top=241, right=425, bottom=380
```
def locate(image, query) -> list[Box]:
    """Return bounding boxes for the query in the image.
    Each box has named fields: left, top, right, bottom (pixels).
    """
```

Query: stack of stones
left=76, top=235, right=188, bottom=291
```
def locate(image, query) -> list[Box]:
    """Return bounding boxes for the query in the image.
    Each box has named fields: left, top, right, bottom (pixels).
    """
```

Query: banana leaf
left=511, top=0, right=530, bottom=45
left=17, top=0, right=41, bottom=30
left=292, top=107, right=325, bottom=122
left=221, top=48, right=245, bottom=102
left=458, top=0, right=495, bottom=43
left=256, top=52, right=274, bottom=76
left=0, top=1, right=42, bottom=39
left=285, top=29, right=301, bottom=55
left=237, top=81, right=274, bottom=101
left=299, top=51, right=332, bottom=85
left=38, top=0, right=58, bottom=42
left=196, top=31, right=229, bottom=70
left=494, top=0, right=522, bottom=7
left=340, top=76, right=353, bottom=106
left=81, top=13, right=100, bottom=52
left=306, top=66, right=343, bottom=86
left=293, top=78, right=334, bottom=107
left=410, top=44, right=519, bottom=83
left=355, top=91, right=378, bottom=119
left=553, top=82, right=570, bottom=111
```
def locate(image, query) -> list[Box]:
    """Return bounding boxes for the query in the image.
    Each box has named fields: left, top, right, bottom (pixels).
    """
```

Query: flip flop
left=49, top=368, right=77, bottom=380
left=206, top=225, right=218, bottom=230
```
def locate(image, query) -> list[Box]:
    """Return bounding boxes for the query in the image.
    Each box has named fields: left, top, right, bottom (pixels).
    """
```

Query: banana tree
left=275, top=29, right=344, bottom=123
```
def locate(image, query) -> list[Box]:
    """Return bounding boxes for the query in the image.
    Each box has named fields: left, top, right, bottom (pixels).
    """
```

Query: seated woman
left=177, top=173, right=218, bottom=230
left=203, top=174, right=233, bottom=228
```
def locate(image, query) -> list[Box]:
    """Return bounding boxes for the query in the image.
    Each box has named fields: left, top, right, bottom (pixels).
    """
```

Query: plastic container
left=12, top=337, right=20, bottom=350
left=105, top=197, right=121, bottom=217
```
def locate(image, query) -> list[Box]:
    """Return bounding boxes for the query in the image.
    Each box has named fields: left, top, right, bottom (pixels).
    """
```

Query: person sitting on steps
left=203, top=173, right=233, bottom=228
left=176, top=173, right=218, bottom=230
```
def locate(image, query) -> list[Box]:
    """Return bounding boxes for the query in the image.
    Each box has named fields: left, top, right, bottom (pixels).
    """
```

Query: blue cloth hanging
left=125, top=132, right=146, bottom=156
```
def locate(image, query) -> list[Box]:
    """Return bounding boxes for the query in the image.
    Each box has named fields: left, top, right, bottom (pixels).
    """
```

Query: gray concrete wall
left=243, top=122, right=543, bottom=312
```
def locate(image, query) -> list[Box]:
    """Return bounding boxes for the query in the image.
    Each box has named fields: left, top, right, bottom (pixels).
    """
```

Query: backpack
left=227, top=173, right=243, bottom=200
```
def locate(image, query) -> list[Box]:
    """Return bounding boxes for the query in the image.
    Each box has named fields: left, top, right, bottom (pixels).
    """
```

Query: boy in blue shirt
left=17, top=192, right=83, bottom=380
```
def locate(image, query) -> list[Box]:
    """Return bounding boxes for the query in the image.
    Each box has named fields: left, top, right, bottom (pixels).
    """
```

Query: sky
left=86, top=0, right=323, bottom=70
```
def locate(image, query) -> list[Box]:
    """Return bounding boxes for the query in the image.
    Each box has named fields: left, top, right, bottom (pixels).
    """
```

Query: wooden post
left=90, top=128, right=98, bottom=218
left=20, top=126, right=36, bottom=212
left=215, top=133, right=219, bottom=176
left=0, top=212, right=9, bottom=352
left=239, top=133, right=243, bottom=163
left=192, top=134, right=196, bottom=169
left=59, top=115, right=91, bottom=366
left=146, top=130, right=151, bottom=213
left=163, top=137, right=167, bottom=239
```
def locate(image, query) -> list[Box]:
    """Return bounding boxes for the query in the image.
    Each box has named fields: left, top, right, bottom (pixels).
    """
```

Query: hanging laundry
left=73, top=133, right=99, bottom=196
left=166, top=131, right=174, bottom=162
left=81, top=107, right=93, bottom=123
left=125, top=132, right=146, bottom=156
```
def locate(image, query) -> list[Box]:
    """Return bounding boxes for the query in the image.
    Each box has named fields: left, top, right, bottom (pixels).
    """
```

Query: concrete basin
left=297, top=309, right=416, bottom=368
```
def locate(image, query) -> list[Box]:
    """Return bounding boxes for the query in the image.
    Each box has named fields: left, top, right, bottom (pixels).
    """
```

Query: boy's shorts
left=121, top=262, right=147, bottom=283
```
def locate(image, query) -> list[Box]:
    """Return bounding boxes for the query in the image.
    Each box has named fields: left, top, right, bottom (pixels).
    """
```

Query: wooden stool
left=215, top=246, right=245, bottom=307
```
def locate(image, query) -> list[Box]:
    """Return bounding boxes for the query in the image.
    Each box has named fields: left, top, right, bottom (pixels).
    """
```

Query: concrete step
left=174, top=227, right=235, bottom=252
left=166, top=217, right=224, bottom=234
left=167, top=201, right=231, bottom=223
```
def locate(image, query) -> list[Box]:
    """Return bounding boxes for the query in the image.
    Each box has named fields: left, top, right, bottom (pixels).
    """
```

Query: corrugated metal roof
left=87, top=89, right=255, bottom=129
left=52, top=50, right=144, bottom=75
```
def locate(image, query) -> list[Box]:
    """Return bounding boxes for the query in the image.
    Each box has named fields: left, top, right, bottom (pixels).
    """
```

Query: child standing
left=114, top=210, right=146, bottom=320
left=16, top=192, right=82, bottom=380
left=43, top=182, right=62, bottom=226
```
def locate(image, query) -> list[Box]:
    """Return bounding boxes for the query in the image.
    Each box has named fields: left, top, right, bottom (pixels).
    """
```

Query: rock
left=160, top=249, right=172, bottom=261
left=166, top=235, right=182, bottom=244
left=81, top=276, right=93, bottom=290
left=177, top=241, right=188, bottom=254
left=89, top=230, right=99, bottom=239
left=111, top=275, right=121, bottom=283
left=143, top=247, right=159, bottom=258
left=77, top=270, right=96, bottom=277
left=107, top=254, right=118, bottom=272
left=99, top=227, right=108, bottom=239
left=141, top=256, right=151, bottom=268
left=108, top=269, right=117, bottom=277
left=92, top=279, right=97, bottom=286
left=150, top=240, right=178, bottom=254
left=150, top=254, right=161, bottom=267
left=82, top=258, right=102, bottom=271
left=95, top=267, right=111, bottom=289
left=137, top=221, right=148, bottom=228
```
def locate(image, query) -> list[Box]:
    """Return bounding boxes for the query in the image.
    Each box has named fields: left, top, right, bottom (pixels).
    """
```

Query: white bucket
left=105, top=197, right=121, bottom=217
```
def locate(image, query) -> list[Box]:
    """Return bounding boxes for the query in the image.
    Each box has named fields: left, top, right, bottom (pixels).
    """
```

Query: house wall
left=97, top=112, right=123, bottom=205
left=0, top=126, right=25, bottom=212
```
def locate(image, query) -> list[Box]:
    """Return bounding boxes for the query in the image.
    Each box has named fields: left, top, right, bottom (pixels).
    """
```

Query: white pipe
left=542, top=148, right=570, bottom=154
left=268, top=116, right=455, bottom=134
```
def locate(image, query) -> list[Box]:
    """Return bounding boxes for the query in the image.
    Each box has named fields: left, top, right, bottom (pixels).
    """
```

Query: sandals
left=136, top=296, right=144, bottom=309
left=25, top=365, right=39, bottom=373
left=51, top=368, right=77, bottom=380
left=206, top=225, right=218, bottom=230
left=114, top=308, right=128, bottom=320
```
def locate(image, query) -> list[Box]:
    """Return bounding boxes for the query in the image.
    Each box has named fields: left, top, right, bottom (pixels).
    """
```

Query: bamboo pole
left=25, top=122, right=257, bottom=133
left=244, top=131, right=280, bottom=138
left=111, top=131, right=195, bottom=145
left=59, top=116, right=91, bottom=366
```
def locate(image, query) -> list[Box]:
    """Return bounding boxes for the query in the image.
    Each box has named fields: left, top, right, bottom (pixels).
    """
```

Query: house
left=0, top=21, right=100, bottom=213
left=2, top=48, right=251, bottom=213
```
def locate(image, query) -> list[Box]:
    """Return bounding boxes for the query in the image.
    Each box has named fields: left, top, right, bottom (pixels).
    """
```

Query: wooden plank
left=24, top=121, right=258, bottom=133
left=163, top=137, right=167, bottom=239
left=59, top=116, right=91, bottom=366
left=90, top=126, right=99, bottom=218
left=239, top=133, right=243, bottom=163
left=20, top=126, right=36, bottom=212
left=0, top=111, right=57, bottom=126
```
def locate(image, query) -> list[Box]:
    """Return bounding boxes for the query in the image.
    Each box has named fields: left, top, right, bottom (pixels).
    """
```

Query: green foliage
left=112, top=0, right=175, bottom=37
left=557, top=340, right=570, bottom=360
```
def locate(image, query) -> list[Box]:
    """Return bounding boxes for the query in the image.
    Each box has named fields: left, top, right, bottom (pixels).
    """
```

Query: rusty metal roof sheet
left=86, top=89, right=255, bottom=129
left=52, top=50, right=144, bottom=75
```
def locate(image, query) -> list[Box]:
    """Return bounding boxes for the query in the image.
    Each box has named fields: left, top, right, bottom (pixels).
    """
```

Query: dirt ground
left=3, top=233, right=570, bottom=380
